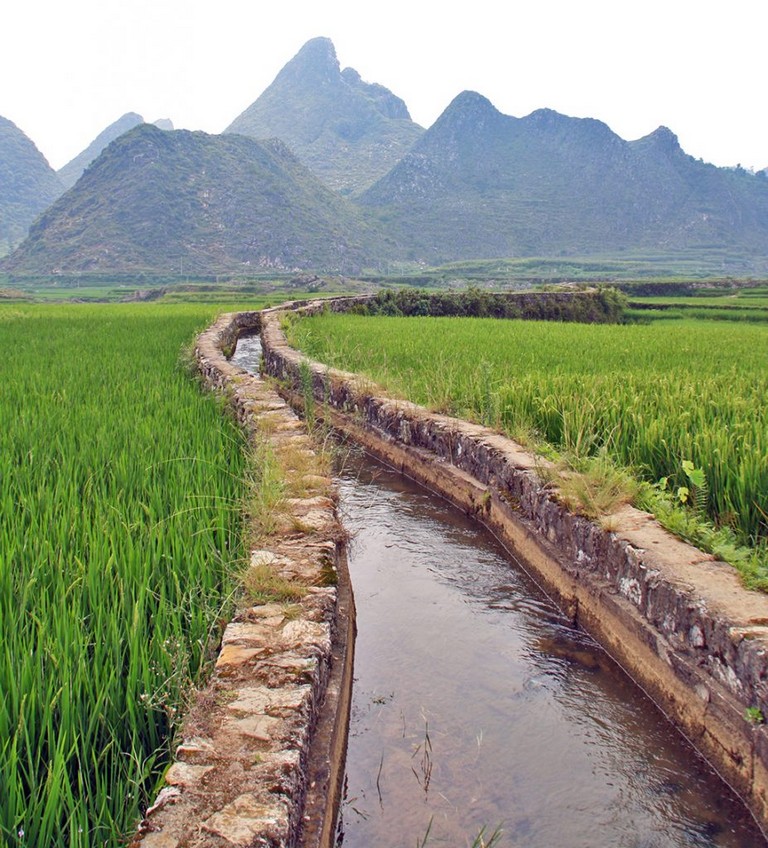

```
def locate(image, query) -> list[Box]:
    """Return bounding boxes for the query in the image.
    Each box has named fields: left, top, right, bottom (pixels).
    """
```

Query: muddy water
left=230, top=334, right=766, bottom=848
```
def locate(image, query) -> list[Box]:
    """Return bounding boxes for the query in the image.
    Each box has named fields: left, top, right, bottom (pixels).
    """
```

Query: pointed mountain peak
left=296, top=35, right=337, bottom=61
left=650, top=125, right=679, bottom=145
left=527, top=107, right=569, bottom=123
left=225, top=37, right=423, bottom=193
left=628, top=125, right=684, bottom=161
left=58, top=112, right=145, bottom=189
left=426, top=91, right=505, bottom=142
left=446, top=90, right=499, bottom=115
left=637, top=125, right=681, bottom=150
left=276, top=36, right=339, bottom=84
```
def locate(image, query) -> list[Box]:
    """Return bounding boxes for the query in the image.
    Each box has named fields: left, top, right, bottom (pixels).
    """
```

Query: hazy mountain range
left=0, top=116, right=63, bottom=256
left=359, top=91, right=768, bottom=263
left=3, top=37, right=768, bottom=275
left=5, top=125, right=383, bottom=275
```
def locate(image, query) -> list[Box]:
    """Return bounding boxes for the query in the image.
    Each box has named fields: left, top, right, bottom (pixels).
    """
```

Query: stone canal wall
left=259, top=297, right=768, bottom=833
left=132, top=312, right=354, bottom=848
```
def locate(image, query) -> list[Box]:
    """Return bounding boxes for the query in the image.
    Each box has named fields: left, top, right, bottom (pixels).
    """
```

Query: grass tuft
left=241, top=564, right=308, bottom=605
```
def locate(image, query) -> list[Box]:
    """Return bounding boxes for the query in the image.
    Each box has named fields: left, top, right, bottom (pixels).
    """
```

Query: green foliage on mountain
left=57, top=113, right=144, bottom=189
left=4, top=124, right=384, bottom=276
left=6, top=38, right=768, bottom=277
left=359, top=92, right=768, bottom=265
left=0, top=116, right=64, bottom=256
left=226, top=37, right=423, bottom=195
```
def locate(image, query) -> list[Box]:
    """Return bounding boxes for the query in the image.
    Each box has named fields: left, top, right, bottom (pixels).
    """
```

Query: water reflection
left=336, top=456, right=765, bottom=848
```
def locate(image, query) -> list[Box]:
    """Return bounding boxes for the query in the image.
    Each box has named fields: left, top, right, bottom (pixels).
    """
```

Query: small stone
left=222, top=622, right=273, bottom=646
left=203, top=795, right=285, bottom=847
left=216, top=645, right=263, bottom=670
left=145, top=786, right=182, bottom=817
left=282, top=619, right=330, bottom=650
left=229, top=714, right=280, bottom=742
left=695, top=684, right=711, bottom=703
left=175, top=736, right=215, bottom=760
left=286, top=496, right=334, bottom=510
left=250, top=550, right=277, bottom=567
left=247, top=602, right=287, bottom=619
left=226, top=686, right=271, bottom=714
left=267, top=685, right=311, bottom=712
left=689, top=623, right=706, bottom=649
left=293, top=509, right=333, bottom=531
left=165, top=762, right=214, bottom=787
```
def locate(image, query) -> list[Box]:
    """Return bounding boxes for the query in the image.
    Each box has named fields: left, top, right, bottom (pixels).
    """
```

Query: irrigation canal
left=232, top=332, right=766, bottom=848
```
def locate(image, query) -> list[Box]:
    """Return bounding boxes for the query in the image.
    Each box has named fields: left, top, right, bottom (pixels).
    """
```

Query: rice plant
left=0, top=304, right=248, bottom=845
left=287, top=313, right=768, bottom=553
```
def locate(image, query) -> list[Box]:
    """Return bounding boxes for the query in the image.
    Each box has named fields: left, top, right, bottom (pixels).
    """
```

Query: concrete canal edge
left=132, top=311, right=355, bottom=848
left=258, top=296, right=768, bottom=835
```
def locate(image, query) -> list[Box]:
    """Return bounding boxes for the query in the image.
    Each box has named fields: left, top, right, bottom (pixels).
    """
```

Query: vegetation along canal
left=231, top=332, right=766, bottom=848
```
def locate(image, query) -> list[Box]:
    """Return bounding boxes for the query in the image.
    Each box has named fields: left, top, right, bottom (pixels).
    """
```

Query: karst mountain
left=4, top=37, right=768, bottom=275
left=225, top=37, right=424, bottom=195
left=358, top=91, right=768, bottom=263
left=0, top=116, right=64, bottom=255
left=4, top=124, right=384, bottom=275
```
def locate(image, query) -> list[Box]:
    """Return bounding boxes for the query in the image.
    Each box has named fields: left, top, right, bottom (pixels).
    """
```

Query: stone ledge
left=131, top=313, right=354, bottom=848
left=259, top=297, right=768, bottom=833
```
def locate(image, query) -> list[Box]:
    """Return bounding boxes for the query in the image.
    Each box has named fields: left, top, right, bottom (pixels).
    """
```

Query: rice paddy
left=0, top=304, right=248, bottom=845
left=287, top=312, right=768, bottom=572
left=4, top=295, right=767, bottom=844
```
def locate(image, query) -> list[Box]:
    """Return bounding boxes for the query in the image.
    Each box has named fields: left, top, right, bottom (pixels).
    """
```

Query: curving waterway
left=232, top=332, right=766, bottom=848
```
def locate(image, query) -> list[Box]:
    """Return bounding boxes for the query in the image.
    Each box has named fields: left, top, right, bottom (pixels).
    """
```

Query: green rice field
left=626, top=285, right=768, bottom=324
left=288, top=312, right=768, bottom=565
left=0, top=304, right=248, bottom=845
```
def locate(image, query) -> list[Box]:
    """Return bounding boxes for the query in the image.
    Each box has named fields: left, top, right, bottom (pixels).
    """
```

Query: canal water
left=231, top=333, right=766, bottom=848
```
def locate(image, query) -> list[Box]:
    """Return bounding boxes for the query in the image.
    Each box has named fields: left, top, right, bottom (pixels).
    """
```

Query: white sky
left=2, top=0, right=766, bottom=171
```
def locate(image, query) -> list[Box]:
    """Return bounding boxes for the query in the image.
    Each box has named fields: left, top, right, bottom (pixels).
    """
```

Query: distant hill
left=3, top=124, right=383, bottom=276
left=58, top=113, right=145, bottom=189
left=226, top=37, right=423, bottom=195
left=7, top=50, right=768, bottom=276
left=0, top=116, right=64, bottom=255
left=359, top=92, right=768, bottom=264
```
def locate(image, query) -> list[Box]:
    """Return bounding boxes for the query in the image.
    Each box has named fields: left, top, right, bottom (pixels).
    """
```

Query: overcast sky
left=3, top=0, right=766, bottom=171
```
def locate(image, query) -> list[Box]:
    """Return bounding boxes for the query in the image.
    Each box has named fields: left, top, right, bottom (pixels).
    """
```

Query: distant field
left=627, top=287, right=768, bottom=324
left=633, top=295, right=768, bottom=307
left=0, top=273, right=370, bottom=305
left=288, top=313, right=768, bottom=557
left=361, top=254, right=768, bottom=286
left=0, top=304, right=248, bottom=845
